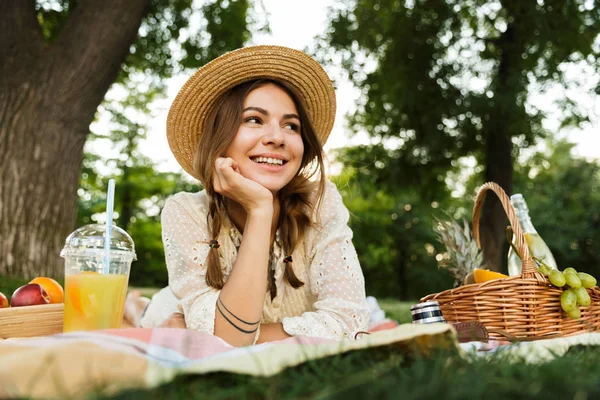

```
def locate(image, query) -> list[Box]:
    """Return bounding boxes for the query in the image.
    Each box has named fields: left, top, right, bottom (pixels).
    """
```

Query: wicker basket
left=421, top=182, right=600, bottom=341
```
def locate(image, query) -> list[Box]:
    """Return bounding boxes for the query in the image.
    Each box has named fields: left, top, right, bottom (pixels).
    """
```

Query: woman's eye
left=245, top=117, right=262, bottom=124
left=284, top=123, right=300, bottom=132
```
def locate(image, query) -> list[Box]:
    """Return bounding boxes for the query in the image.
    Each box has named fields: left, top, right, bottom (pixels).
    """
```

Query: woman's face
left=224, top=83, right=305, bottom=194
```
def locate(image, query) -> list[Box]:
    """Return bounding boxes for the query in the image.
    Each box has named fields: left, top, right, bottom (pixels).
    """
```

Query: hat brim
left=166, top=45, right=337, bottom=181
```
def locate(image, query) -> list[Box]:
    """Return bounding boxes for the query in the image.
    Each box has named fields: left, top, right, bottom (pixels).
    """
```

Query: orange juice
left=64, top=273, right=128, bottom=332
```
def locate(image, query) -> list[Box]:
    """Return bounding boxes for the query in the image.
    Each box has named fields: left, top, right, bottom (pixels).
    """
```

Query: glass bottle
left=507, top=194, right=558, bottom=276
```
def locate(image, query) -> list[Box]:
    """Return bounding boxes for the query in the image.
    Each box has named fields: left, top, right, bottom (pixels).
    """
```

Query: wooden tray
left=0, top=304, right=134, bottom=339
left=0, top=303, right=64, bottom=339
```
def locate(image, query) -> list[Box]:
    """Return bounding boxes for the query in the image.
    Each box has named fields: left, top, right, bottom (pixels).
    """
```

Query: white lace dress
left=140, top=181, right=370, bottom=341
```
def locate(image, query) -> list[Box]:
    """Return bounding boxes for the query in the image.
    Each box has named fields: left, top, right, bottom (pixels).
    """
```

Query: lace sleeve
left=161, top=194, right=220, bottom=334
left=281, top=182, right=370, bottom=340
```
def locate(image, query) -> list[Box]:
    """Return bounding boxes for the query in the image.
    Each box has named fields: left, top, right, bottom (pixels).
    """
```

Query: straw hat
left=167, top=45, right=337, bottom=181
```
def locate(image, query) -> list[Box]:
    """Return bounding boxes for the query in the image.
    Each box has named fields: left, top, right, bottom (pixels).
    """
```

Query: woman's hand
left=212, top=157, right=273, bottom=214
left=159, top=313, right=187, bottom=328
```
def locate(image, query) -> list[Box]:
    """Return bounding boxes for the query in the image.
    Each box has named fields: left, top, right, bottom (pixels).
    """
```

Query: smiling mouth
left=250, top=156, right=286, bottom=166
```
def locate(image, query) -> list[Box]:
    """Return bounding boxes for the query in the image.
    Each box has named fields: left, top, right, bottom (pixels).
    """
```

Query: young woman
left=125, top=46, right=370, bottom=347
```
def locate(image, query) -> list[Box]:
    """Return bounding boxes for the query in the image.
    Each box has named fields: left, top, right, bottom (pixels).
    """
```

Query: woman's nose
left=262, top=120, right=285, bottom=147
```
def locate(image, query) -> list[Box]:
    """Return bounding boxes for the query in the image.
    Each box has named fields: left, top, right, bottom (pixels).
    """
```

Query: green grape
left=548, top=270, right=566, bottom=287
left=537, top=264, right=551, bottom=277
left=561, top=289, right=578, bottom=312
left=564, top=267, right=577, bottom=274
left=577, top=272, right=597, bottom=289
left=574, top=287, right=591, bottom=307
left=564, top=272, right=582, bottom=289
left=567, top=307, right=581, bottom=319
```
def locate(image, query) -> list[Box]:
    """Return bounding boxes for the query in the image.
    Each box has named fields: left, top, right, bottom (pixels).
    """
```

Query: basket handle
left=472, top=182, right=539, bottom=278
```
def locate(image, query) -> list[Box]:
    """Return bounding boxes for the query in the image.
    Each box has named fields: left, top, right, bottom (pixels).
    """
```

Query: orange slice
left=473, top=269, right=510, bottom=283
left=65, top=276, right=84, bottom=315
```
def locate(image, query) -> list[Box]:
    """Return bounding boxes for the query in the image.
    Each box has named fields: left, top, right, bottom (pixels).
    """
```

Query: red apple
left=10, top=283, right=50, bottom=307
left=0, top=292, right=8, bottom=308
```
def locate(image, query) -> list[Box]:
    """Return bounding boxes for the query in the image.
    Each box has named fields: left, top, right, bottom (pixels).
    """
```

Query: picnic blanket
left=0, top=323, right=456, bottom=399
left=6, top=323, right=599, bottom=400
left=461, top=332, right=600, bottom=362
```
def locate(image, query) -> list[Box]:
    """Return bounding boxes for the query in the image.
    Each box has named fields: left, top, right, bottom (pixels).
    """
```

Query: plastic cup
left=60, top=224, right=136, bottom=332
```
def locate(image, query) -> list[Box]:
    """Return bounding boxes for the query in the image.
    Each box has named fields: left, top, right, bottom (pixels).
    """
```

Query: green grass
left=378, top=298, right=413, bottom=324
left=0, top=275, right=29, bottom=297
left=107, top=345, right=600, bottom=399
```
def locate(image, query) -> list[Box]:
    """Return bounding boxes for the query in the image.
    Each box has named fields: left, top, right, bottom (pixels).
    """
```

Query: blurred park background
left=1, top=0, right=599, bottom=302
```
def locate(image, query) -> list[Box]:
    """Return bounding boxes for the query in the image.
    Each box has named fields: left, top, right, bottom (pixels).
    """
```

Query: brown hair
left=193, top=79, right=326, bottom=299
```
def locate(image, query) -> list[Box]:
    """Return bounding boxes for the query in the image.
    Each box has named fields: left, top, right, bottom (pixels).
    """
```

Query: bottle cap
left=510, top=193, right=524, bottom=202
left=510, top=193, right=529, bottom=214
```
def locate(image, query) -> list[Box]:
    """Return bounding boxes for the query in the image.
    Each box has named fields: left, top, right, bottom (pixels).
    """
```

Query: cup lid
left=60, top=223, right=137, bottom=260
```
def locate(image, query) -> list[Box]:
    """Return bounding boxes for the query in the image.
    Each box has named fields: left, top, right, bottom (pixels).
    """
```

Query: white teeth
left=252, top=157, right=284, bottom=166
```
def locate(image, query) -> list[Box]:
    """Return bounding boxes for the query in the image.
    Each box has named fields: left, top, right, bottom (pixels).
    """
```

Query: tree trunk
left=118, top=167, right=133, bottom=232
left=480, top=14, right=527, bottom=272
left=481, top=132, right=512, bottom=272
left=0, top=0, right=150, bottom=279
left=396, top=242, right=407, bottom=300
left=0, top=95, right=87, bottom=278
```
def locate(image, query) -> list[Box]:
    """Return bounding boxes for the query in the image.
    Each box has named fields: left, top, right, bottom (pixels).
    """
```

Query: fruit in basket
left=463, top=271, right=476, bottom=285
left=0, top=292, right=8, bottom=308
left=564, top=272, right=582, bottom=289
left=547, top=267, right=599, bottom=319
left=30, top=277, right=64, bottom=303
left=560, top=289, right=577, bottom=312
left=548, top=270, right=566, bottom=287
left=10, top=283, right=51, bottom=307
left=574, top=286, right=591, bottom=307
left=577, top=273, right=597, bottom=289
left=566, top=307, right=581, bottom=319
left=473, top=269, right=509, bottom=283
left=434, top=217, right=483, bottom=288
